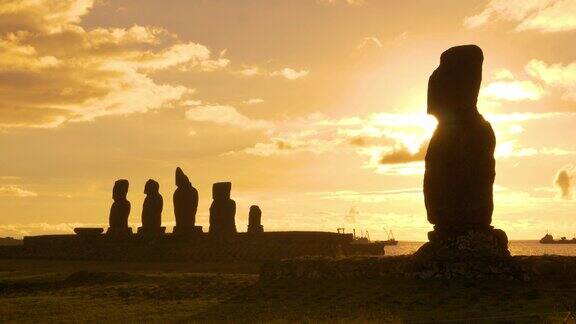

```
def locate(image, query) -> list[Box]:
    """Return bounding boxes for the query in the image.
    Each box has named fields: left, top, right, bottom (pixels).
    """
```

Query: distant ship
left=375, top=229, right=398, bottom=246
left=540, top=233, right=576, bottom=244
left=338, top=228, right=398, bottom=246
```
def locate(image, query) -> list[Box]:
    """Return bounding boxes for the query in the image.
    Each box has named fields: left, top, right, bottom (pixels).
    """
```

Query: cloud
left=0, top=185, right=37, bottom=197
left=481, top=80, right=545, bottom=101
left=379, top=141, right=428, bottom=165
left=479, top=68, right=545, bottom=106
left=0, top=0, right=227, bottom=129
left=496, top=141, right=576, bottom=158
left=240, top=113, right=435, bottom=174
left=516, top=0, right=576, bottom=32
left=271, top=68, right=309, bottom=80
left=185, top=105, right=272, bottom=130
left=238, top=66, right=260, bottom=76
left=308, top=188, right=422, bottom=203
left=237, top=66, right=309, bottom=80
left=554, top=164, right=575, bottom=199
left=493, top=69, right=515, bottom=81
left=464, top=0, right=576, bottom=32
left=0, top=0, right=94, bottom=33
left=526, top=59, right=576, bottom=101
left=244, top=98, right=264, bottom=105
left=236, top=110, right=576, bottom=175
left=317, top=0, right=365, bottom=6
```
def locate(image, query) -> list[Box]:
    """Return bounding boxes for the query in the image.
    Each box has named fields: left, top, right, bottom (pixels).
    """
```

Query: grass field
left=0, top=259, right=575, bottom=323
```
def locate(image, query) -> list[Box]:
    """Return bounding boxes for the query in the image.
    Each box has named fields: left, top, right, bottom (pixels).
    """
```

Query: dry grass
left=0, top=258, right=575, bottom=322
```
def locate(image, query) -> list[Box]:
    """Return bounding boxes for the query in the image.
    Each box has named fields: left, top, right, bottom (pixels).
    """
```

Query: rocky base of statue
left=172, top=226, right=203, bottom=236
left=247, top=224, right=264, bottom=234
left=407, top=227, right=524, bottom=280
left=137, top=227, right=166, bottom=237
left=106, top=227, right=133, bottom=237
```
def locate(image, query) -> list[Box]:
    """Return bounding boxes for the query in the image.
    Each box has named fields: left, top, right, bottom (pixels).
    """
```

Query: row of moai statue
left=106, top=167, right=264, bottom=236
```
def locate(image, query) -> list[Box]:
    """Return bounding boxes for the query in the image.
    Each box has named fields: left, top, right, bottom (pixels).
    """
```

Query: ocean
left=385, top=240, right=576, bottom=256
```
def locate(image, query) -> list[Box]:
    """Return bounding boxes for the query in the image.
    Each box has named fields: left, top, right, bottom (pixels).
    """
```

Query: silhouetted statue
left=425, top=44, right=496, bottom=235
left=172, top=167, right=201, bottom=235
left=138, top=179, right=165, bottom=235
left=407, top=45, right=513, bottom=279
left=247, top=205, right=264, bottom=234
left=106, top=179, right=133, bottom=236
left=417, top=44, right=508, bottom=259
left=209, top=182, right=236, bottom=236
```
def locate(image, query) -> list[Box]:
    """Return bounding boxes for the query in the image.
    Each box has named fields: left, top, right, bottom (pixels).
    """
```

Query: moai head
left=144, top=179, right=160, bottom=195
left=112, top=179, right=129, bottom=201
left=212, top=182, right=231, bottom=200
left=427, top=45, right=483, bottom=121
left=249, top=205, right=261, bottom=224
left=175, top=167, right=190, bottom=188
left=249, top=205, right=261, bottom=217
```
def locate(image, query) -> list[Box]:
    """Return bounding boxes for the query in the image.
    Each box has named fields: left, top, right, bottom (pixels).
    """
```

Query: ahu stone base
left=405, top=228, right=523, bottom=280
left=137, top=226, right=166, bottom=236
left=172, top=225, right=203, bottom=236
left=0, top=231, right=377, bottom=262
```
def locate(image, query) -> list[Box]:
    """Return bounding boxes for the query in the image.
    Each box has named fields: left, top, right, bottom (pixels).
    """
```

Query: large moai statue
left=209, top=182, right=237, bottom=236
left=413, top=45, right=510, bottom=271
left=138, top=179, right=165, bottom=235
left=173, top=167, right=202, bottom=235
left=106, top=179, right=133, bottom=236
left=247, top=205, right=263, bottom=234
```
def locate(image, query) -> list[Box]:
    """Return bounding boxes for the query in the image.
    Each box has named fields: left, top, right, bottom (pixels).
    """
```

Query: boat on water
left=377, top=229, right=398, bottom=246
left=336, top=228, right=387, bottom=255
left=377, top=238, right=398, bottom=246
left=540, top=233, right=576, bottom=244
left=337, top=228, right=399, bottom=246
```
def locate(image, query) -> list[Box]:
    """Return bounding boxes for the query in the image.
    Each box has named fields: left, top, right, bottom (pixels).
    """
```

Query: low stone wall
left=0, top=231, right=364, bottom=262
left=260, top=255, right=576, bottom=281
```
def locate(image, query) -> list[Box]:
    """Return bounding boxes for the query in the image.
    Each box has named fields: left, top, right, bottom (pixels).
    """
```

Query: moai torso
left=424, top=115, right=495, bottom=230
left=141, top=179, right=163, bottom=229
left=173, top=167, right=198, bottom=229
left=209, top=182, right=237, bottom=235
left=109, top=179, right=130, bottom=229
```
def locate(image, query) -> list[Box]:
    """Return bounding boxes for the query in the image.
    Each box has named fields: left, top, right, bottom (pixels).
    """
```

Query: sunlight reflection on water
left=384, top=241, right=576, bottom=256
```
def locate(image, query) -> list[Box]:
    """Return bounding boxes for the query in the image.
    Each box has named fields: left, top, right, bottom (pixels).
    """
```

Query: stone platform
left=260, top=255, right=576, bottom=281
left=406, top=228, right=516, bottom=279
left=0, top=231, right=385, bottom=262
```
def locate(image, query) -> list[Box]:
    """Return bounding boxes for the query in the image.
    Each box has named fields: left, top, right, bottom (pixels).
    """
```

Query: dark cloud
left=554, top=165, right=575, bottom=199
left=379, top=141, right=428, bottom=165
left=275, top=140, right=294, bottom=150
left=348, top=136, right=368, bottom=147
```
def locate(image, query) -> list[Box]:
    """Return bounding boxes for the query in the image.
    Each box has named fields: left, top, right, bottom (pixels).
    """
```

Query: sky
left=0, top=0, right=575, bottom=240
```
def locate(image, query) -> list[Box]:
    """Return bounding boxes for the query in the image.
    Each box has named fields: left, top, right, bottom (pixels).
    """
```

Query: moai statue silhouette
left=173, top=167, right=201, bottom=235
left=138, top=179, right=165, bottom=236
left=247, top=205, right=263, bottom=234
left=209, top=182, right=236, bottom=236
left=106, top=179, right=132, bottom=236
left=421, top=44, right=508, bottom=255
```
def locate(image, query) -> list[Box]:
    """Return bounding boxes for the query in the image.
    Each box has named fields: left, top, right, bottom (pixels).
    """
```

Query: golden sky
left=0, top=0, right=575, bottom=240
